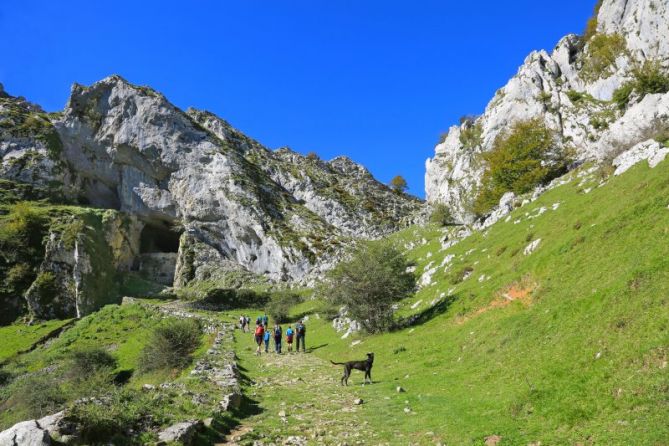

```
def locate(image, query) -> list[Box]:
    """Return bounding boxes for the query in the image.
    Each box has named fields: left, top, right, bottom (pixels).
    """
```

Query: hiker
left=273, top=324, right=283, bottom=353
left=295, top=320, right=306, bottom=352
left=263, top=327, right=271, bottom=353
left=286, top=325, right=294, bottom=352
left=262, top=314, right=269, bottom=328
left=239, top=315, right=246, bottom=331
left=245, top=316, right=251, bottom=332
left=254, top=322, right=265, bottom=355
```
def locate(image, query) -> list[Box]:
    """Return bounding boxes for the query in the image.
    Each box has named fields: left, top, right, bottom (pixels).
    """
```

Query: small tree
left=305, top=151, right=320, bottom=161
left=319, top=241, right=416, bottom=333
left=473, top=119, right=571, bottom=216
left=389, top=175, right=408, bottom=194
left=430, top=203, right=455, bottom=227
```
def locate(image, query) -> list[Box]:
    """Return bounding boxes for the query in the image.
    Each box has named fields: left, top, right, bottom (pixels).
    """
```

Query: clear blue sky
left=1, top=1, right=595, bottom=197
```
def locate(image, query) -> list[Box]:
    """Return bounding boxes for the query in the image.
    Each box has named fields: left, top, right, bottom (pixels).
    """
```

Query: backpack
left=255, top=325, right=264, bottom=336
left=297, top=324, right=305, bottom=335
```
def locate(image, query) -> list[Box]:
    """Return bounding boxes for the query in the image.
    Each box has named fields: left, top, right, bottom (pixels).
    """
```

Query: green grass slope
left=273, top=161, right=669, bottom=445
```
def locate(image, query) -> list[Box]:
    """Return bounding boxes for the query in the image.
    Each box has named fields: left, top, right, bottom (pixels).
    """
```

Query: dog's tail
left=330, top=360, right=345, bottom=366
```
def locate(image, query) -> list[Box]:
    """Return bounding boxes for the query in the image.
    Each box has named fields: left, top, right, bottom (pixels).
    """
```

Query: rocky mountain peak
left=1, top=75, right=423, bottom=308
left=425, top=0, right=669, bottom=224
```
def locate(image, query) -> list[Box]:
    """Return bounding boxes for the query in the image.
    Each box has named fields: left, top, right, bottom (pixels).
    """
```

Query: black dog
left=330, top=352, right=374, bottom=386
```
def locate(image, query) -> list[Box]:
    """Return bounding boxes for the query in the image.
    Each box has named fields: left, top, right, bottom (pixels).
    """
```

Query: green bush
left=459, top=122, right=483, bottom=150
left=612, top=61, right=669, bottom=110
left=319, top=241, right=416, bottom=333
left=581, top=33, right=627, bottom=81
left=473, top=119, right=571, bottom=216
left=612, top=82, right=635, bottom=110
left=10, top=374, right=65, bottom=418
left=203, top=287, right=269, bottom=309
left=581, top=0, right=604, bottom=44
left=0, top=369, right=11, bottom=386
left=67, top=347, right=117, bottom=381
left=67, top=388, right=154, bottom=444
left=450, top=266, right=474, bottom=285
left=29, top=271, right=60, bottom=304
left=5, top=263, right=33, bottom=292
left=632, top=60, right=669, bottom=96
left=430, top=203, right=455, bottom=227
left=267, top=291, right=303, bottom=323
left=138, top=318, right=201, bottom=372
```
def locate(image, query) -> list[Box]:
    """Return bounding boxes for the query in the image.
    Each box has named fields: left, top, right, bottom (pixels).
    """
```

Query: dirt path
left=225, top=335, right=384, bottom=446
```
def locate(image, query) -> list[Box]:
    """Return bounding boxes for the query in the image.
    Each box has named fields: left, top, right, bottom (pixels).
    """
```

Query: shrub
left=430, top=203, right=455, bottom=227
left=203, top=287, right=269, bottom=309
left=319, top=241, right=416, bottom=333
left=581, top=0, right=604, bottom=43
left=67, top=347, right=117, bottom=381
left=305, top=151, right=320, bottom=161
left=473, top=119, right=571, bottom=216
left=612, top=61, right=669, bottom=110
left=0, top=369, right=12, bottom=386
left=459, top=122, right=483, bottom=150
left=29, top=271, right=60, bottom=304
left=632, top=60, right=669, bottom=96
left=10, top=374, right=65, bottom=418
left=612, top=82, right=634, bottom=110
left=655, top=132, right=669, bottom=148
left=68, top=388, right=154, bottom=444
left=5, top=263, right=33, bottom=292
left=138, top=318, right=201, bottom=372
left=267, top=291, right=303, bottom=323
left=450, top=266, right=474, bottom=285
left=581, top=33, right=627, bottom=80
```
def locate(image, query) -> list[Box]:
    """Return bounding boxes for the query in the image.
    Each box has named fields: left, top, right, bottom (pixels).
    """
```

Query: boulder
left=157, top=420, right=202, bottom=446
left=0, top=411, right=64, bottom=446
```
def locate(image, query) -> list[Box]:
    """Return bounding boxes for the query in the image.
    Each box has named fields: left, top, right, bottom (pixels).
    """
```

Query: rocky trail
left=225, top=335, right=382, bottom=446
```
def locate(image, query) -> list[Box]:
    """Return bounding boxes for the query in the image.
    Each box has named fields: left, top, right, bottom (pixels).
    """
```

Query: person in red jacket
left=254, top=322, right=265, bottom=356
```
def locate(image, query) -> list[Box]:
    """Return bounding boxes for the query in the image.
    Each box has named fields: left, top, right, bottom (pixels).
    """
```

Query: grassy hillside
left=225, top=160, right=669, bottom=445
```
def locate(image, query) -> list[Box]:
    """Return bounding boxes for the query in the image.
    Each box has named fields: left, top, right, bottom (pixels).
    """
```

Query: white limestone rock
left=612, top=140, right=669, bottom=175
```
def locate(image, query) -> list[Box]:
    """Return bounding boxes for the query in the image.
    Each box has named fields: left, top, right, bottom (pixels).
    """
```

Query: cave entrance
left=140, top=222, right=181, bottom=254
left=138, top=222, right=182, bottom=286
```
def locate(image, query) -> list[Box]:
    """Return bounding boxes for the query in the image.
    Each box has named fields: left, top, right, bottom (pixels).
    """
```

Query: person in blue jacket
left=286, top=325, right=294, bottom=352
left=263, top=329, right=271, bottom=353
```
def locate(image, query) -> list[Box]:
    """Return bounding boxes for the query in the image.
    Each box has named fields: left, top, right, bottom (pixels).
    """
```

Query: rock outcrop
left=24, top=210, right=142, bottom=320
left=0, top=76, right=423, bottom=309
left=425, top=0, right=669, bottom=222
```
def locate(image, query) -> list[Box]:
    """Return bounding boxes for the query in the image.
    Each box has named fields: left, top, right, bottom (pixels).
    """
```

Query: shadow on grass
left=307, top=343, right=328, bottom=352
left=394, top=295, right=456, bottom=330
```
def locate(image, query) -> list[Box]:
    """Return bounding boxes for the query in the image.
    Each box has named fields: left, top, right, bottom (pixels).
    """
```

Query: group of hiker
left=240, top=314, right=306, bottom=355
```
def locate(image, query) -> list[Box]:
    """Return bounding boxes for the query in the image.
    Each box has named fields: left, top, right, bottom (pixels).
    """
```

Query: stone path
left=223, top=336, right=384, bottom=446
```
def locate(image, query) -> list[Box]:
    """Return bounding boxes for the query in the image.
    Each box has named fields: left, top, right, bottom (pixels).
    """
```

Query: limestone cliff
left=0, top=76, right=422, bottom=317
left=425, top=0, right=669, bottom=223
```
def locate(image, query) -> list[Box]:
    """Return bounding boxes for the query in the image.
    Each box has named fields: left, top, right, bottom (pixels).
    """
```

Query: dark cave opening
left=140, top=222, right=181, bottom=253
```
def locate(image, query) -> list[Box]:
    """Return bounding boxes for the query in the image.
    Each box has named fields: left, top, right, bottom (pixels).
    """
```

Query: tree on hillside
left=430, top=203, right=455, bottom=227
left=390, top=175, right=408, bottom=194
left=318, top=241, right=416, bottom=333
left=473, top=119, right=571, bottom=216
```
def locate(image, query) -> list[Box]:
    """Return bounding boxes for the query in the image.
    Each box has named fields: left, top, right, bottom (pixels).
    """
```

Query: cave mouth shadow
left=139, top=221, right=181, bottom=254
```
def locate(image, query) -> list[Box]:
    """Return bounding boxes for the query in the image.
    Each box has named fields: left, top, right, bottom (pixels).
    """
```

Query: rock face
left=0, top=76, right=423, bottom=298
left=425, top=0, right=669, bottom=222
left=0, top=411, right=64, bottom=446
left=24, top=210, right=142, bottom=320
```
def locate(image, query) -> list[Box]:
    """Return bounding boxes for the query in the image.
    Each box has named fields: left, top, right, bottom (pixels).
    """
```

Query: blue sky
left=1, top=1, right=594, bottom=197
